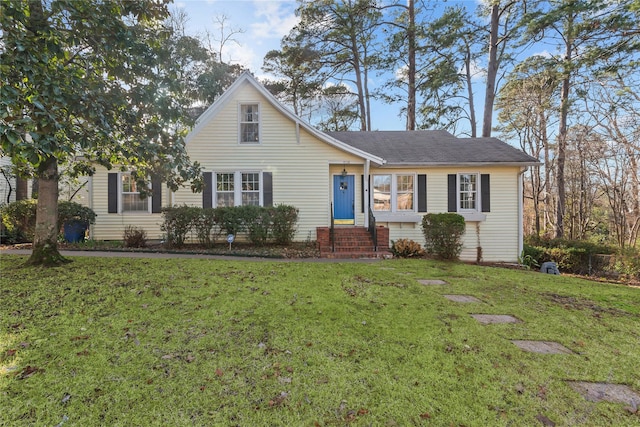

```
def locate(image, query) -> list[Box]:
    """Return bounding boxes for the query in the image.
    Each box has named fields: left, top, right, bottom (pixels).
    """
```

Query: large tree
left=291, top=0, right=382, bottom=131
left=523, top=0, right=640, bottom=238
left=0, top=0, right=202, bottom=266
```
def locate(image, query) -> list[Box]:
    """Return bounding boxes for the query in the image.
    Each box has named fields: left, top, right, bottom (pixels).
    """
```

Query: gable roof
left=185, top=71, right=385, bottom=165
left=326, top=131, right=540, bottom=167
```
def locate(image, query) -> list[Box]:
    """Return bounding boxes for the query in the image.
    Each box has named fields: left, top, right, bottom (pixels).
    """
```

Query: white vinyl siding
left=177, top=80, right=363, bottom=240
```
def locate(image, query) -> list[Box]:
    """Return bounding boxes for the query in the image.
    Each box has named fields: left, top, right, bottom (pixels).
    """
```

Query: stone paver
left=567, top=381, right=640, bottom=406
left=511, top=340, right=573, bottom=354
left=443, top=294, right=482, bottom=303
left=418, top=279, right=447, bottom=285
left=471, top=314, right=521, bottom=324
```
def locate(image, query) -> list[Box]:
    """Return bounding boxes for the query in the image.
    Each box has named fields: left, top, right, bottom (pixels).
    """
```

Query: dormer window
left=240, top=103, right=260, bottom=143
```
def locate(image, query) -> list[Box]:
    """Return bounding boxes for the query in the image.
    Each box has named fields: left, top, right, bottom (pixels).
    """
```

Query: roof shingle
left=325, top=130, right=539, bottom=166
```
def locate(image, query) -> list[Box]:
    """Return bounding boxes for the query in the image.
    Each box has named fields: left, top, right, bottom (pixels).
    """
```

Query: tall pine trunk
left=406, top=0, right=416, bottom=131
left=482, top=4, right=499, bottom=137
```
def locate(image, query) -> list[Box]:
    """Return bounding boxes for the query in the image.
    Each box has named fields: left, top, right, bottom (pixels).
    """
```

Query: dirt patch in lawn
left=542, top=293, right=634, bottom=317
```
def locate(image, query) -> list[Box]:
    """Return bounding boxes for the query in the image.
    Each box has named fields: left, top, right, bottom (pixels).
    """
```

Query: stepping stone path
left=567, top=381, right=640, bottom=407
left=443, top=294, right=482, bottom=303
left=417, top=279, right=447, bottom=285
left=511, top=340, right=573, bottom=354
left=428, top=276, right=640, bottom=413
left=470, top=314, right=521, bottom=324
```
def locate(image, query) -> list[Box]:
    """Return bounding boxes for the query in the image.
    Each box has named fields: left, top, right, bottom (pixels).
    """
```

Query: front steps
left=316, top=226, right=391, bottom=259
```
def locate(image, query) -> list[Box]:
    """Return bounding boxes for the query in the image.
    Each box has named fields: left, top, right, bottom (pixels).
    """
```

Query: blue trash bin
left=64, top=220, right=87, bottom=243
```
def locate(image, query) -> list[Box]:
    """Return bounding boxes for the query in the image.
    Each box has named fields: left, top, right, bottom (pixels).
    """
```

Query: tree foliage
left=0, top=0, right=203, bottom=265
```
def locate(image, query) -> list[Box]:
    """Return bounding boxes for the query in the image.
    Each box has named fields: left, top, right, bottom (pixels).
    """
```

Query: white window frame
left=214, top=171, right=263, bottom=207
left=215, top=172, right=235, bottom=207
left=372, top=173, right=416, bottom=213
left=239, top=103, right=261, bottom=144
left=457, top=173, right=479, bottom=213
left=119, top=172, right=151, bottom=214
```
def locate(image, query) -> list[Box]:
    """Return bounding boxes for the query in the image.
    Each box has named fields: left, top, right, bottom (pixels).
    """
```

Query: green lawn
left=1, top=255, right=639, bottom=426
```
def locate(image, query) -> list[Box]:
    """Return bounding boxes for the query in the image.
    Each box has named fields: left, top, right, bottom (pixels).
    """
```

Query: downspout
left=88, top=176, right=94, bottom=239
left=518, top=167, right=528, bottom=261
left=364, top=159, right=370, bottom=229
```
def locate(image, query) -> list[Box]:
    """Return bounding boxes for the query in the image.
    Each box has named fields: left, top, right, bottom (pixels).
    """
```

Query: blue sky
left=171, top=0, right=487, bottom=132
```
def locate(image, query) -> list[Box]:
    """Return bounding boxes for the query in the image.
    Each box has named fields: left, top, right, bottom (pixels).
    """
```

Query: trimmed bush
left=218, top=206, right=245, bottom=236
left=192, top=208, right=219, bottom=247
left=161, top=205, right=200, bottom=248
left=391, top=238, right=425, bottom=258
left=242, top=205, right=272, bottom=246
left=123, top=226, right=147, bottom=248
left=271, top=205, right=298, bottom=245
left=421, top=213, right=466, bottom=260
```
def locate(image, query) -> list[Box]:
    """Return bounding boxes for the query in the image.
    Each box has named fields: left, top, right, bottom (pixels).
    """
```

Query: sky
left=171, top=0, right=485, bottom=132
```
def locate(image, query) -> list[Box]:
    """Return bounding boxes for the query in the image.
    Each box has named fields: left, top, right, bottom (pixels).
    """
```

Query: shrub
left=161, top=205, right=200, bottom=248
left=421, top=213, right=466, bottom=260
left=390, top=239, right=425, bottom=258
left=271, top=205, right=298, bottom=245
left=218, top=206, right=245, bottom=236
left=1, top=199, right=37, bottom=242
left=123, top=226, right=147, bottom=248
left=523, top=237, right=618, bottom=275
left=243, top=205, right=272, bottom=246
left=192, top=208, right=219, bottom=247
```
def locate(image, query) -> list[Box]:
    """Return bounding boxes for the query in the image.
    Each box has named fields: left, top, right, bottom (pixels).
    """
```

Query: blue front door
left=333, top=175, right=355, bottom=224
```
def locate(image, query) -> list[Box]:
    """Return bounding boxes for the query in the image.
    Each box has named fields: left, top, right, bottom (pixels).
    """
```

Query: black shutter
left=447, top=174, right=457, bottom=212
left=481, top=174, right=490, bottom=212
left=417, top=174, right=427, bottom=212
left=151, top=176, right=162, bottom=213
left=263, top=172, right=273, bottom=207
left=203, top=172, right=213, bottom=209
left=361, top=175, right=364, bottom=213
left=108, top=173, right=118, bottom=213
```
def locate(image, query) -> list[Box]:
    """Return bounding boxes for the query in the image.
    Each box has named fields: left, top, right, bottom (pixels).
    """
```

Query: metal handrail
left=330, top=202, right=335, bottom=252
left=368, top=207, right=377, bottom=252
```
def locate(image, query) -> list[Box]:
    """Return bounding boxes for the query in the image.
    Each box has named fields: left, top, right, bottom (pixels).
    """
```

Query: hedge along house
left=89, top=71, right=538, bottom=261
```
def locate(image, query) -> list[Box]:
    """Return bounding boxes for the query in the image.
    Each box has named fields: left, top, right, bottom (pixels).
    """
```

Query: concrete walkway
left=0, top=248, right=382, bottom=263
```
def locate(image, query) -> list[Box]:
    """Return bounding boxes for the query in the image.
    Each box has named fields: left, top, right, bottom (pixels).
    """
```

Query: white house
left=86, top=71, right=538, bottom=262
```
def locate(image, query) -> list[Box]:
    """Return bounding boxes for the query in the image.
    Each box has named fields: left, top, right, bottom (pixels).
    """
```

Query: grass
left=1, top=255, right=639, bottom=426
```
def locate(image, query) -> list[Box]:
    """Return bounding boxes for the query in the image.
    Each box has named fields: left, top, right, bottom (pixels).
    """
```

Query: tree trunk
left=26, top=156, right=68, bottom=266
left=16, top=177, right=28, bottom=201
left=464, top=42, right=477, bottom=137
left=482, top=4, right=500, bottom=137
left=406, top=0, right=416, bottom=131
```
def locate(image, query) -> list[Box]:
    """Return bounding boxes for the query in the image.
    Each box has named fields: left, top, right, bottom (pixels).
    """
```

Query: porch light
left=341, top=167, right=348, bottom=177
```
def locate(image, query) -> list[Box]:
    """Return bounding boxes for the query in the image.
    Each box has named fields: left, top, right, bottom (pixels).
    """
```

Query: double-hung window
left=216, top=173, right=235, bottom=207
left=242, top=172, right=260, bottom=205
left=240, top=104, right=260, bottom=143
left=372, top=174, right=415, bottom=212
left=215, top=171, right=262, bottom=207
left=121, top=173, right=150, bottom=213
left=458, top=173, right=478, bottom=212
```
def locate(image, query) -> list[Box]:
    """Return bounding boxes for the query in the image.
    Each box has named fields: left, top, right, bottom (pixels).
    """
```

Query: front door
left=333, top=175, right=355, bottom=225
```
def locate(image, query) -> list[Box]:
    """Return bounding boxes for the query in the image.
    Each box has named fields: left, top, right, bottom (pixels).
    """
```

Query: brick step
left=322, top=251, right=392, bottom=259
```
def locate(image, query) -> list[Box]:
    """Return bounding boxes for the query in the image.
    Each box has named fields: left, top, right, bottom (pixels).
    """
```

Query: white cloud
left=250, top=1, right=299, bottom=41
